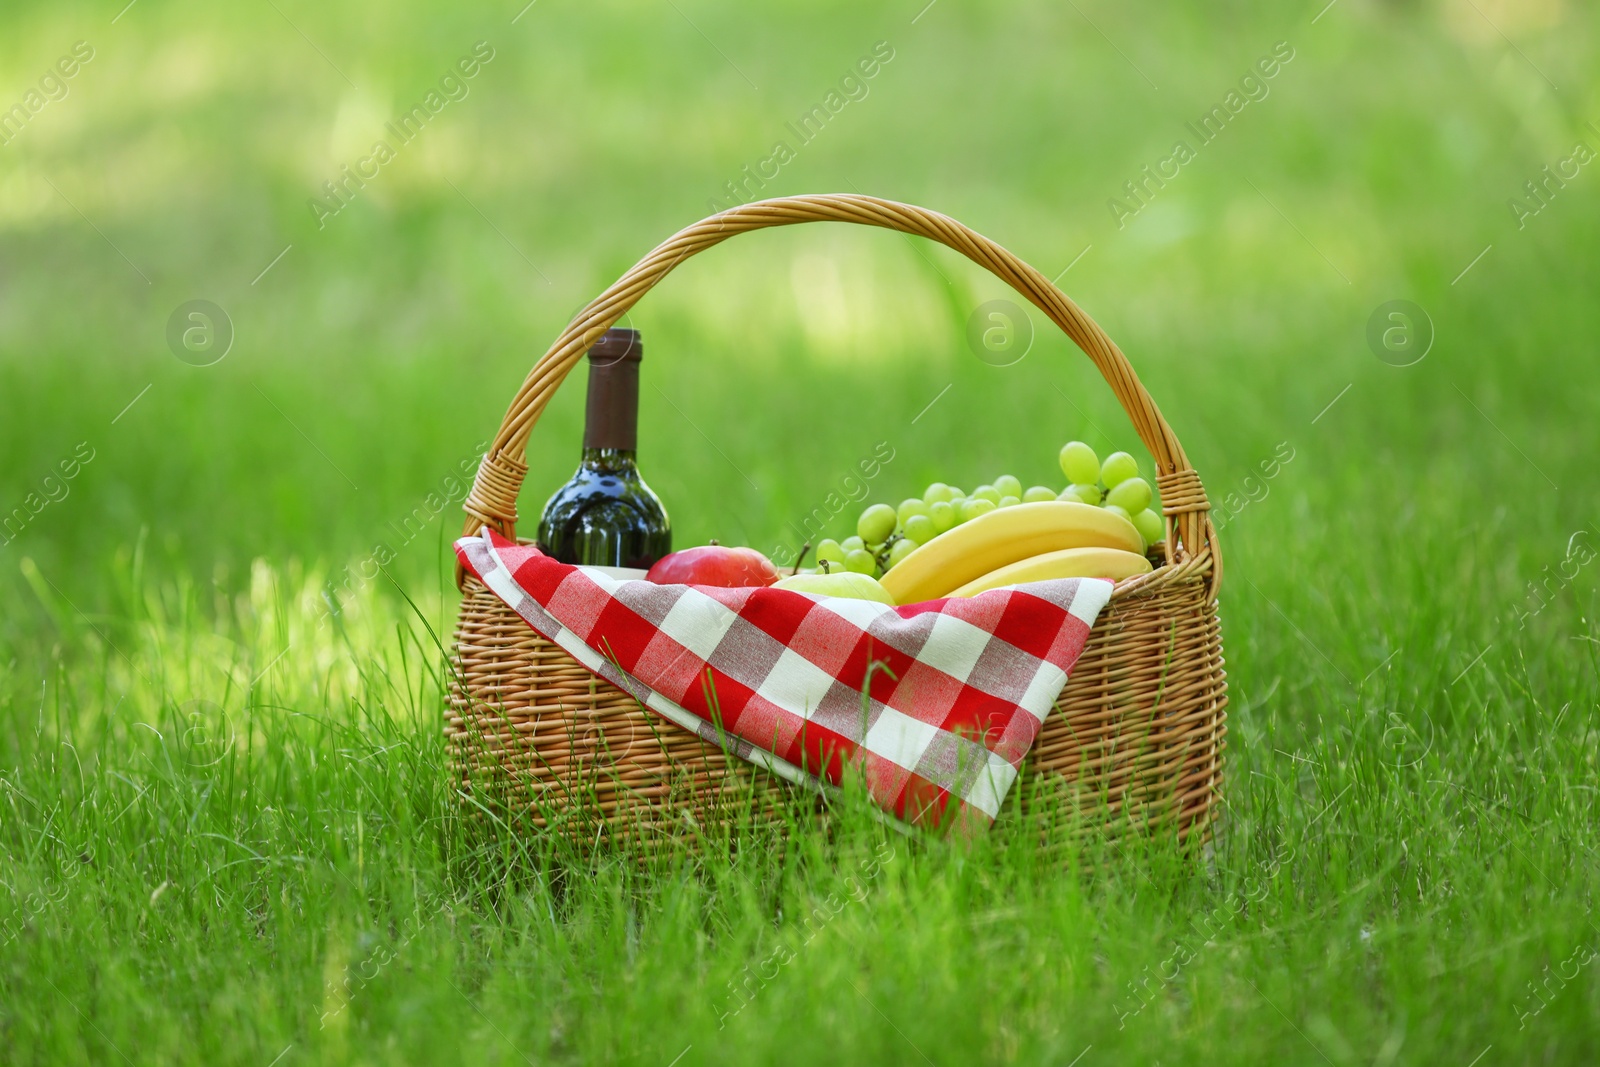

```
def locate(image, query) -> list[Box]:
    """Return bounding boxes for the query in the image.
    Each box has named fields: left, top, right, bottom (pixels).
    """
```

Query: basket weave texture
left=447, top=194, right=1227, bottom=849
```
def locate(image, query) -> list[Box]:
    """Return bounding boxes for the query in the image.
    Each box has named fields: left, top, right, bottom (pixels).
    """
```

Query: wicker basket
left=447, top=194, right=1226, bottom=852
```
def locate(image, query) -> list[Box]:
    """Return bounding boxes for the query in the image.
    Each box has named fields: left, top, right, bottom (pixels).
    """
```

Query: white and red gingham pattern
left=456, top=529, right=1111, bottom=833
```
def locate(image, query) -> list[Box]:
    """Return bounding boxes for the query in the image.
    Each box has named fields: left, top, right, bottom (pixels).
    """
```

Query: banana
left=878, top=501, right=1145, bottom=604
left=949, top=546, right=1151, bottom=598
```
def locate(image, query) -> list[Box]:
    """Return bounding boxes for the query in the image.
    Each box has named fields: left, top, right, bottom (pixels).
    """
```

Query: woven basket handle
left=459, top=194, right=1219, bottom=591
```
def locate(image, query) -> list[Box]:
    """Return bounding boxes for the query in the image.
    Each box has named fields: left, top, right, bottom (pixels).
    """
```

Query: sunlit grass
left=4, top=542, right=1597, bottom=1062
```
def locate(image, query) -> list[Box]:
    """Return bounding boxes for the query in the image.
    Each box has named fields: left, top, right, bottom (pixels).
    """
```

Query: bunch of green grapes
left=1057, top=441, right=1164, bottom=549
left=813, top=444, right=1164, bottom=577
left=812, top=478, right=992, bottom=577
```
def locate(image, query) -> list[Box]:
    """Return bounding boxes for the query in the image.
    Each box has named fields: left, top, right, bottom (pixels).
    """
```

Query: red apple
left=645, top=545, right=782, bottom=588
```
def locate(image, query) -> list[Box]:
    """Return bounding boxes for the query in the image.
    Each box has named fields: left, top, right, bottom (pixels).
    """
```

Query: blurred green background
left=3, top=0, right=1598, bottom=1063
left=3, top=0, right=1591, bottom=593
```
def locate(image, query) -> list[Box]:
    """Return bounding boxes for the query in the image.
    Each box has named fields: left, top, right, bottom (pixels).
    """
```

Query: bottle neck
left=583, top=357, right=640, bottom=452
left=580, top=447, right=639, bottom=472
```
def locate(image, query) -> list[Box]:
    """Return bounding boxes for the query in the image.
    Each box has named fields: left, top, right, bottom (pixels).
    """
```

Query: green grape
left=1058, top=486, right=1085, bottom=504
left=887, top=538, right=917, bottom=569
left=844, top=548, right=876, bottom=574
left=897, top=498, right=931, bottom=527
left=960, top=497, right=997, bottom=522
left=1101, top=451, right=1139, bottom=488
left=1106, top=476, right=1152, bottom=514
left=947, top=487, right=965, bottom=499
left=841, top=535, right=865, bottom=553
left=1059, top=441, right=1100, bottom=485
left=1103, top=503, right=1133, bottom=524
left=929, top=500, right=957, bottom=532
left=1023, top=486, right=1057, bottom=503
left=1132, top=508, right=1163, bottom=548
left=947, top=496, right=968, bottom=523
left=816, top=538, right=846, bottom=564
left=972, top=484, right=1001, bottom=504
left=903, top=514, right=936, bottom=544
left=1067, top=482, right=1101, bottom=506
left=997, top=495, right=1021, bottom=508
left=857, top=503, right=896, bottom=544
left=923, top=482, right=955, bottom=505
left=993, top=474, right=1023, bottom=499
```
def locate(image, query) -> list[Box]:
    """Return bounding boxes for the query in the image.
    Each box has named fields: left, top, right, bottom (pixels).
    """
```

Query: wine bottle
left=537, top=328, right=672, bottom=568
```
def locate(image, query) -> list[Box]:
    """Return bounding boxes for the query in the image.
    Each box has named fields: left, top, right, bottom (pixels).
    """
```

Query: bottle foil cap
left=583, top=328, right=642, bottom=451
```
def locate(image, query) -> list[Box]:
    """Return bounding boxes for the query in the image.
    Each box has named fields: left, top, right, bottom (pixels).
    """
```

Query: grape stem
left=791, top=542, right=811, bottom=577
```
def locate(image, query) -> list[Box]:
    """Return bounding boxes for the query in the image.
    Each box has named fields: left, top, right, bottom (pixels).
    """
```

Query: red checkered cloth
left=456, top=529, right=1112, bottom=833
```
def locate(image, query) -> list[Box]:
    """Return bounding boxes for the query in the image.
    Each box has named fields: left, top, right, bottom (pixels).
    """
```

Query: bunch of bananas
left=878, top=501, right=1150, bottom=605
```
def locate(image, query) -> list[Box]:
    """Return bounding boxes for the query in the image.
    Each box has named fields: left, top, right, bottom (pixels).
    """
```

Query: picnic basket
left=447, top=194, right=1226, bottom=851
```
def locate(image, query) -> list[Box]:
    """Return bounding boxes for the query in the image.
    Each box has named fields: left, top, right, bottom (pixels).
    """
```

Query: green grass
left=4, top=0, right=1600, bottom=1062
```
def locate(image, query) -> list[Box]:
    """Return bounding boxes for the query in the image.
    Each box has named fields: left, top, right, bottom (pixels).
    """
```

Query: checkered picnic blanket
left=456, top=528, right=1112, bottom=833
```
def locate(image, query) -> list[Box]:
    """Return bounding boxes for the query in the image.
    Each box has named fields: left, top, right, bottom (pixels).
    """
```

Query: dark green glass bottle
left=536, top=328, right=672, bottom=568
